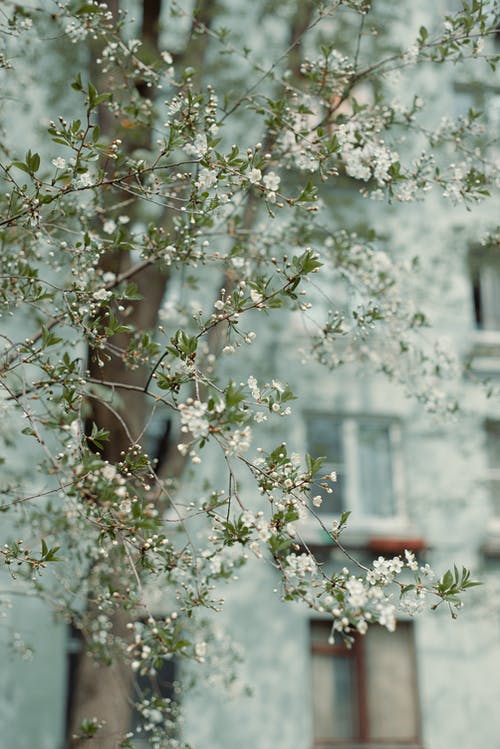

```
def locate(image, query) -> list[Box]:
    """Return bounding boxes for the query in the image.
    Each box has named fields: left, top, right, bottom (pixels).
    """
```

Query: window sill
left=300, top=516, right=422, bottom=552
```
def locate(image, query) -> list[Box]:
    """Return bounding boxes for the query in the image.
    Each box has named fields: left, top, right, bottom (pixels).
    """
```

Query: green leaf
left=87, top=82, right=98, bottom=109
left=297, top=179, right=318, bottom=204
left=339, top=510, right=351, bottom=527
left=41, top=324, right=62, bottom=347
left=71, top=73, right=83, bottom=91
left=87, top=423, right=110, bottom=449
left=26, top=150, right=40, bottom=173
left=225, top=381, right=245, bottom=408
left=11, top=161, right=31, bottom=174
left=75, top=3, right=103, bottom=15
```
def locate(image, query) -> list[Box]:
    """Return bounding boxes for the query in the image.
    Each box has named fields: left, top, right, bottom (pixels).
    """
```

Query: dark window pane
left=470, top=250, right=500, bottom=331
left=358, top=422, right=395, bottom=517
left=471, top=265, right=483, bottom=328
left=306, top=416, right=345, bottom=514
left=312, top=462, right=344, bottom=514
left=485, top=420, right=500, bottom=467
left=478, top=263, right=500, bottom=330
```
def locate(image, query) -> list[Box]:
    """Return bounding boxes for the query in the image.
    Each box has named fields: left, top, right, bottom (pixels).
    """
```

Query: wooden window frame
left=311, top=621, right=422, bottom=749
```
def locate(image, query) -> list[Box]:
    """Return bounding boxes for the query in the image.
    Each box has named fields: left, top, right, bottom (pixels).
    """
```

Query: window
left=470, top=248, right=500, bottom=331
left=305, top=415, right=402, bottom=519
left=311, top=620, right=421, bottom=748
left=485, top=420, right=500, bottom=521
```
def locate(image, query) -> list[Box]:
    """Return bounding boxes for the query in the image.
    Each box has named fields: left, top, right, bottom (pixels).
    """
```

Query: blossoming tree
left=0, top=0, right=498, bottom=746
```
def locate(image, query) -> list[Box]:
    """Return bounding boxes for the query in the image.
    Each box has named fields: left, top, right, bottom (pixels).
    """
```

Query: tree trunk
left=70, top=609, right=134, bottom=749
left=67, top=1, right=217, bottom=744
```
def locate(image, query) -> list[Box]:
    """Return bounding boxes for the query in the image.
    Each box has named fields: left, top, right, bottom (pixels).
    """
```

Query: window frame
left=305, top=412, right=406, bottom=527
left=469, top=244, right=500, bottom=336
left=310, top=620, right=422, bottom=749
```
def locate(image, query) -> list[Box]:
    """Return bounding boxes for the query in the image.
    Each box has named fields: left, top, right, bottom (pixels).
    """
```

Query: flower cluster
left=246, top=376, right=293, bottom=419
left=285, top=552, right=317, bottom=578
left=179, top=399, right=210, bottom=440
left=278, top=551, right=443, bottom=640
left=337, top=121, right=399, bottom=186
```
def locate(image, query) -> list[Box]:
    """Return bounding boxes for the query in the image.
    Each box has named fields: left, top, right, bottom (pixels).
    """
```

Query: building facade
left=1, top=2, right=499, bottom=748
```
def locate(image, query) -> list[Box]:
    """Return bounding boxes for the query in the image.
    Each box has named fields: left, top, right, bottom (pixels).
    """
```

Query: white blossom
left=250, top=289, right=263, bottom=304
left=93, top=288, right=112, bottom=301
left=184, top=133, right=209, bottom=158
left=75, top=172, right=93, bottom=188
left=404, top=549, right=419, bottom=571
left=101, top=464, right=117, bottom=481
left=378, top=604, right=396, bottom=631
left=285, top=552, right=317, bottom=577
left=226, top=426, right=252, bottom=454
left=179, top=399, right=210, bottom=439
left=248, top=168, right=262, bottom=184
left=103, top=220, right=116, bottom=235
left=346, top=577, right=368, bottom=608
left=195, top=641, right=207, bottom=658
left=263, top=172, right=280, bottom=191
left=195, top=169, right=217, bottom=190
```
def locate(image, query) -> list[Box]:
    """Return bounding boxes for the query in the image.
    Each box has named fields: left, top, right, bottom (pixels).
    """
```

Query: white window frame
left=305, top=413, right=407, bottom=530
left=469, top=243, right=500, bottom=354
left=472, top=260, right=500, bottom=333
left=484, top=420, right=500, bottom=534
